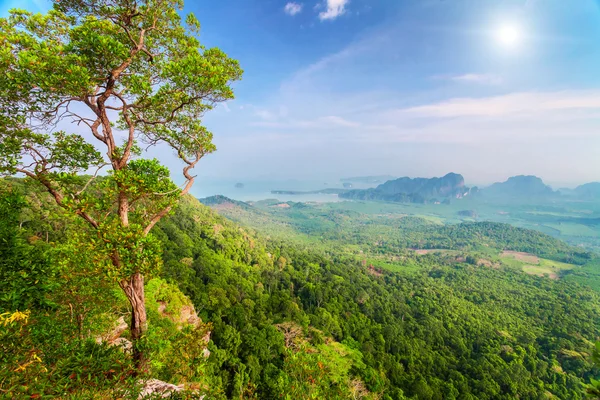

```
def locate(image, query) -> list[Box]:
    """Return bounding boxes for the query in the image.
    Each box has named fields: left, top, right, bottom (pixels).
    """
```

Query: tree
left=0, top=0, right=242, bottom=368
left=586, top=343, right=600, bottom=399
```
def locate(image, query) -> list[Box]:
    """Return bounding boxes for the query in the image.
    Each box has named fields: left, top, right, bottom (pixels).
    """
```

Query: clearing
left=501, top=250, right=540, bottom=264
left=500, top=251, right=575, bottom=279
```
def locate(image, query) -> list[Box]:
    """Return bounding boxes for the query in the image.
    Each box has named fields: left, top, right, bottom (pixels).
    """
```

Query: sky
left=2, top=0, right=600, bottom=189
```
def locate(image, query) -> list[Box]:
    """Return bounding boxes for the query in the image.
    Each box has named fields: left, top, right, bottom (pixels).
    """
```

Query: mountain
left=199, top=194, right=253, bottom=211
left=339, top=172, right=471, bottom=203
left=574, top=182, right=600, bottom=199
left=483, top=175, right=555, bottom=198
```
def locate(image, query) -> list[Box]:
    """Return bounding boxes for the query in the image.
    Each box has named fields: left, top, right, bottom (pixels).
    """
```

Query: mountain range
left=339, top=172, right=473, bottom=203
left=574, top=182, right=600, bottom=199
left=338, top=173, right=600, bottom=204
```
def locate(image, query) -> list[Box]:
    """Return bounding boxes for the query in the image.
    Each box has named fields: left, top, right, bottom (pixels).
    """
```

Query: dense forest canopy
left=3, top=179, right=600, bottom=398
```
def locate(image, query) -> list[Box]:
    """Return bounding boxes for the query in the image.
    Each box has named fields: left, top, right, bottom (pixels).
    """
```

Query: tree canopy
left=0, top=0, right=242, bottom=367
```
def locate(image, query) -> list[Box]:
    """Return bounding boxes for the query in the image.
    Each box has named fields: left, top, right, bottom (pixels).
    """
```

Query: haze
left=5, top=0, right=600, bottom=190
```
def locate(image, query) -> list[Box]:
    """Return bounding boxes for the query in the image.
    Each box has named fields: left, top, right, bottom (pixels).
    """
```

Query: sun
left=497, top=24, right=521, bottom=47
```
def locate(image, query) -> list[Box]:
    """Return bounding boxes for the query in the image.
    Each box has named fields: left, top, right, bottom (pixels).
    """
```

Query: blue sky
left=3, top=0, right=600, bottom=188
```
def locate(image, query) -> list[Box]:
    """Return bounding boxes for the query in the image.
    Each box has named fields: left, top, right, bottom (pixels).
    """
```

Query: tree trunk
left=120, top=272, right=147, bottom=370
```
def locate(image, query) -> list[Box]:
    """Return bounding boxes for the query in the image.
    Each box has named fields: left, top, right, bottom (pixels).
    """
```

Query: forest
left=3, top=180, right=600, bottom=399
left=2, top=0, right=600, bottom=399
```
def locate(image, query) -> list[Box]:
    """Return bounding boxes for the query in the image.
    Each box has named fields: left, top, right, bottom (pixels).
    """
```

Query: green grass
left=522, top=265, right=558, bottom=278
left=538, top=258, right=576, bottom=270
left=414, top=214, right=446, bottom=224
left=544, top=223, right=600, bottom=237
left=499, top=251, right=575, bottom=279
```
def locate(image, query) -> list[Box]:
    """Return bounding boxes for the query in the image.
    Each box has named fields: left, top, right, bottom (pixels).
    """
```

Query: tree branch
left=16, top=168, right=100, bottom=230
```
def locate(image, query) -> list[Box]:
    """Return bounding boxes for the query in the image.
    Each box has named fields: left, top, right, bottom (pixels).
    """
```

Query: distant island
left=271, top=174, right=599, bottom=204
left=340, top=173, right=473, bottom=203
left=234, top=182, right=244, bottom=189
left=482, top=175, right=555, bottom=198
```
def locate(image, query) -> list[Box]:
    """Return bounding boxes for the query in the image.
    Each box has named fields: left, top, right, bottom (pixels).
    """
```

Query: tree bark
left=119, top=272, right=147, bottom=370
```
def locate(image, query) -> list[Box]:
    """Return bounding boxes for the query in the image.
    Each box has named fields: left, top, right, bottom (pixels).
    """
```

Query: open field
left=523, top=265, right=559, bottom=279
left=502, top=250, right=540, bottom=264
left=544, top=223, right=599, bottom=237
left=499, top=250, right=576, bottom=279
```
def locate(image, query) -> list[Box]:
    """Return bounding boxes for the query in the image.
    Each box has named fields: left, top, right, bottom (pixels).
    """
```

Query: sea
left=190, top=178, right=363, bottom=203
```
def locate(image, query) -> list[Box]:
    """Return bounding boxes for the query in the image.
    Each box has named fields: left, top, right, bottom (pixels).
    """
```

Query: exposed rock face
left=156, top=300, right=210, bottom=358
left=340, top=173, right=470, bottom=203
left=111, top=337, right=133, bottom=352
left=96, top=316, right=131, bottom=352
left=97, top=279, right=210, bottom=358
left=107, top=316, right=129, bottom=341
left=157, top=301, right=201, bottom=329
left=376, top=172, right=465, bottom=197
left=483, top=175, right=555, bottom=198
left=137, top=379, right=204, bottom=399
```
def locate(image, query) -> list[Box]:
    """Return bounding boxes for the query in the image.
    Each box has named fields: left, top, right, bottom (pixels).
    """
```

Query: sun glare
left=497, top=24, right=521, bottom=47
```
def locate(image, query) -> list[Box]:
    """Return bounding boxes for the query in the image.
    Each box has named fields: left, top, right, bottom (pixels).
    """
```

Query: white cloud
left=255, top=109, right=277, bottom=120
left=318, top=0, right=349, bottom=21
left=249, top=115, right=395, bottom=131
left=401, top=90, right=600, bottom=118
left=250, top=115, right=359, bottom=129
left=284, top=2, right=303, bottom=16
left=320, top=115, right=360, bottom=127
left=443, top=73, right=503, bottom=85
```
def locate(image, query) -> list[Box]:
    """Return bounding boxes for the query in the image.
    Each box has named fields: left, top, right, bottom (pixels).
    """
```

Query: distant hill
left=574, top=182, right=600, bottom=199
left=483, top=175, right=555, bottom=198
left=339, top=172, right=472, bottom=203
left=199, top=195, right=252, bottom=210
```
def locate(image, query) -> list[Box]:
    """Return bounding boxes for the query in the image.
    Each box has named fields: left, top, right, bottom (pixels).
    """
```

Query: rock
left=180, top=304, right=201, bottom=327
left=137, top=379, right=183, bottom=399
left=95, top=315, right=128, bottom=345
left=137, top=379, right=205, bottom=399
left=157, top=301, right=201, bottom=329
left=111, top=337, right=132, bottom=352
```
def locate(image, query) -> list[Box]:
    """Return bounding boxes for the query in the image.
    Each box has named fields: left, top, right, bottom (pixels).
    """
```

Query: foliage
left=3, top=178, right=600, bottom=398
left=0, top=0, right=242, bottom=367
left=0, top=309, right=138, bottom=399
left=586, top=343, right=600, bottom=398
left=156, top=195, right=600, bottom=399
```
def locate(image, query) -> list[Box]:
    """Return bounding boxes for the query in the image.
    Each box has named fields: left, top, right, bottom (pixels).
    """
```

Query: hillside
left=163, top=195, right=600, bottom=399
left=483, top=175, right=556, bottom=198
left=340, top=173, right=471, bottom=203
left=3, top=181, right=600, bottom=399
left=575, top=182, right=600, bottom=199
left=202, top=196, right=593, bottom=266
